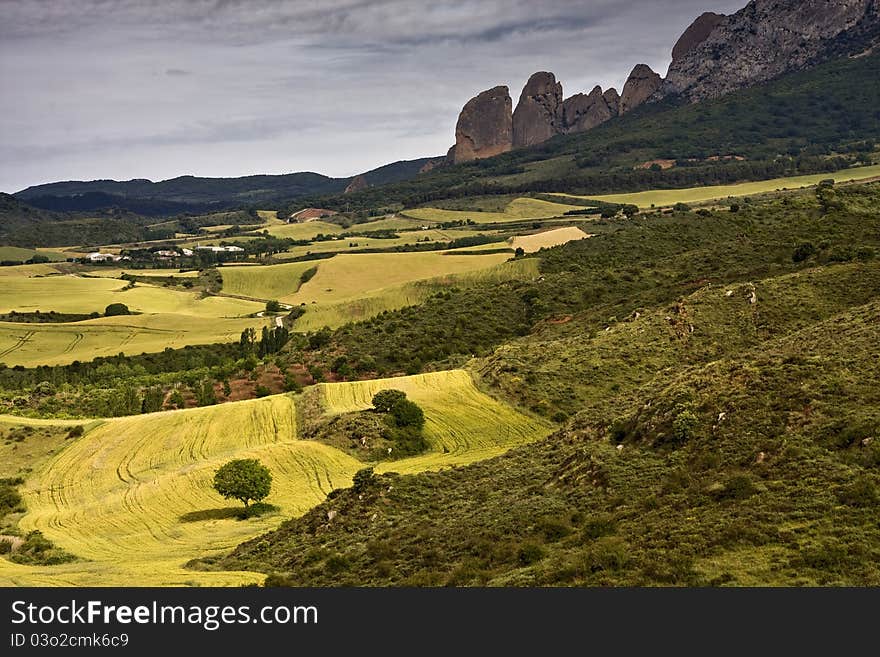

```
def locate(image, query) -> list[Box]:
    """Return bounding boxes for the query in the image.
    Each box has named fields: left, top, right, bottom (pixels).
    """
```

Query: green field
left=402, top=198, right=583, bottom=224
left=84, top=268, right=201, bottom=279
left=553, top=163, right=880, bottom=208
left=219, top=262, right=318, bottom=302
left=0, top=371, right=550, bottom=586
left=0, top=247, right=66, bottom=263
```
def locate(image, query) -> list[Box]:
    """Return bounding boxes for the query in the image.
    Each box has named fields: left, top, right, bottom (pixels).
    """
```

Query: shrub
left=671, top=408, right=699, bottom=445
left=390, top=399, right=425, bottom=429
left=265, top=300, right=282, bottom=313
left=104, top=303, right=131, bottom=316
left=372, top=389, right=407, bottom=413
left=352, top=467, right=375, bottom=493
left=517, top=542, right=546, bottom=565
left=793, top=242, right=816, bottom=263
left=213, top=459, right=272, bottom=508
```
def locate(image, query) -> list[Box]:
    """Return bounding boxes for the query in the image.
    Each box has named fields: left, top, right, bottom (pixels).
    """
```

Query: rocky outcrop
left=665, top=0, right=879, bottom=102
left=671, top=12, right=725, bottom=64
left=512, top=72, right=564, bottom=148
left=453, top=86, right=513, bottom=163
left=619, top=64, right=662, bottom=115
left=562, top=86, right=615, bottom=133
left=344, top=175, right=368, bottom=194
left=603, top=88, right=620, bottom=117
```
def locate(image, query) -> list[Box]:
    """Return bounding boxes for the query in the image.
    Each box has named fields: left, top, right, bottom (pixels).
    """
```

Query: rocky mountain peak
left=619, top=64, right=662, bottom=115
left=452, top=85, right=513, bottom=163
left=671, top=12, right=725, bottom=64
left=512, top=72, right=564, bottom=148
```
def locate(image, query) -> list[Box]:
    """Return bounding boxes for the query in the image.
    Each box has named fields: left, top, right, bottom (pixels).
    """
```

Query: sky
left=0, top=0, right=745, bottom=193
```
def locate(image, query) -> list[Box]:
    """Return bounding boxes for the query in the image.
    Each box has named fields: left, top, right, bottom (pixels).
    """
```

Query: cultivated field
left=0, top=247, right=66, bottom=263
left=402, top=197, right=583, bottom=224
left=509, top=226, right=591, bottom=253
left=218, top=261, right=318, bottom=302
left=262, top=220, right=343, bottom=240
left=0, top=314, right=268, bottom=367
left=0, top=371, right=551, bottom=586
left=553, top=163, right=880, bottom=208
left=0, top=272, right=262, bottom=317
left=292, top=258, right=540, bottom=331
left=292, top=252, right=511, bottom=306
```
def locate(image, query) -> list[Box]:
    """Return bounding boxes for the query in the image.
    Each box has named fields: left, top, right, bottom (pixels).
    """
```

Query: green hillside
left=217, top=181, right=880, bottom=586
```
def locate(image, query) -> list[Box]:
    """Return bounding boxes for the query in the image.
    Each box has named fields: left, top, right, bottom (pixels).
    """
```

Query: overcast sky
left=0, top=0, right=745, bottom=193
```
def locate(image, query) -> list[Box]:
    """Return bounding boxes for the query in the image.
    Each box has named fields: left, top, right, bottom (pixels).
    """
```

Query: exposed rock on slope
left=344, top=175, right=368, bottom=194
left=665, top=0, right=879, bottom=101
left=603, top=88, right=621, bottom=116
left=562, top=86, right=615, bottom=133
left=619, top=64, right=663, bottom=115
left=671, top=11, right=725, bottom=64
left=512, top=72, right=564, bottom=148
left=453, top=86, right=513, bottom=163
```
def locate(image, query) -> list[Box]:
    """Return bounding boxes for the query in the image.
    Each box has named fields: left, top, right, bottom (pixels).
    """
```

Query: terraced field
left=0, top=371, right=551, bottom=586
left=402, top=197, right=582, bottom=224
left=553, top=163, right=880, bottom=208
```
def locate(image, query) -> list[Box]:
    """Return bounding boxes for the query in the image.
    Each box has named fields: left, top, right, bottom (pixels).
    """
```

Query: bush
left=793, top=242, right=816, bottom=263
left=352, top=467, right=375, bottom=493
left=213, top=459, right=272, bottom=508
left=390, top=399, right=425, bottom=429
left=372, top=389, right=407, bottom=413
left=518, top=542, right=546, bottom=565
left=671, top=407, right=699, bottom=445
left=104, top=303, right=131, bottom=316
left=265, top=300, right=282, bottom=313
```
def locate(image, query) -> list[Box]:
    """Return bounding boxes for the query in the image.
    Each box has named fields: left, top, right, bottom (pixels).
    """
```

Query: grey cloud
left=0, top=0, right=747, bottom=192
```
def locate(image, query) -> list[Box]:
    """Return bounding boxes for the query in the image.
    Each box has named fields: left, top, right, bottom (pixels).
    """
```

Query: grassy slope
left=402, top=198, right=583, bottom=224
left=555, top=163, right=880, bottom=208
left=0, top=371, right=549, bottom=586
left=218, top=184, right=880, bottom=586
left=509, top=227, right=591, bottom=253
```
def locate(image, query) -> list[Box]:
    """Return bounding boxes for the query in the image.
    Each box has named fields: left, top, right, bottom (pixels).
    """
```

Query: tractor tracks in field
left=0, top=330, right=35, bottom=358
left=62, top=332, right=84, bottom=354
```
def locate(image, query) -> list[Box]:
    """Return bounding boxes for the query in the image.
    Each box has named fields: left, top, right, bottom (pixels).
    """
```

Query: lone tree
left=213, top=459, right=272, bottom=508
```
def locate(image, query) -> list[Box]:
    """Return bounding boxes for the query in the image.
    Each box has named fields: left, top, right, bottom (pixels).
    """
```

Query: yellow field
left=0, top=273, right=261, bottom=317
left=219, top=261, right=318, bottom=302
left=509, top=226, right=591, bottom=253
left=0, top=314, right=268, bottom=367
left=84, top=268, right=201, bottom=279
left=272, top=229, right=489, bottom=260
left=553, top=163, right=880, bottom=208
left=292, top=252, right=510, bottom=306
left=263, top=221, right=343, bottom=240
left=344, top=216, right=429, bottom=232
left=292, top=258, right=539, bottom=331
left=318, top=370, right=553, bottom=474
left=402, top=197, right=583, bottom=224
left=0, top=263, right=64, bottom=278
left=0, top=371, right=551, bottom=586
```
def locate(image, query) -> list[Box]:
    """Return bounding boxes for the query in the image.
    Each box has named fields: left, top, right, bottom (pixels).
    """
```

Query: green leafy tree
left=265, top=300, right=282, bottom=313
left=390, top=398, right=425, bottom=429
left=372, top=389, right=407, bottom=413
left=213, top=459, right=272, bottom=508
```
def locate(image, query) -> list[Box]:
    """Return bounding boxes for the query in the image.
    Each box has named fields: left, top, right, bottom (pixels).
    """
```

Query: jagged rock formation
left=665, top=0, right=880, bottom=101
left=671, top=12, right=725, bottom=65
left=619, top=64, right=662, bottom=115
left=453, top=86, right=513, bottom=163
left=603, top=88, right=620, bottom=117
left=344, top=175, right=368, bottom=194
left=512, top=72, right=563, bottom=148
left=562, top=86, right=615, bottom=133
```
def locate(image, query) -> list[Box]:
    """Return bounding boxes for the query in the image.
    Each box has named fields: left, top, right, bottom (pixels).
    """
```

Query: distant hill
left=0, top=193, right=158, bottom=248
left=15, top=157, right=442, bottom=216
